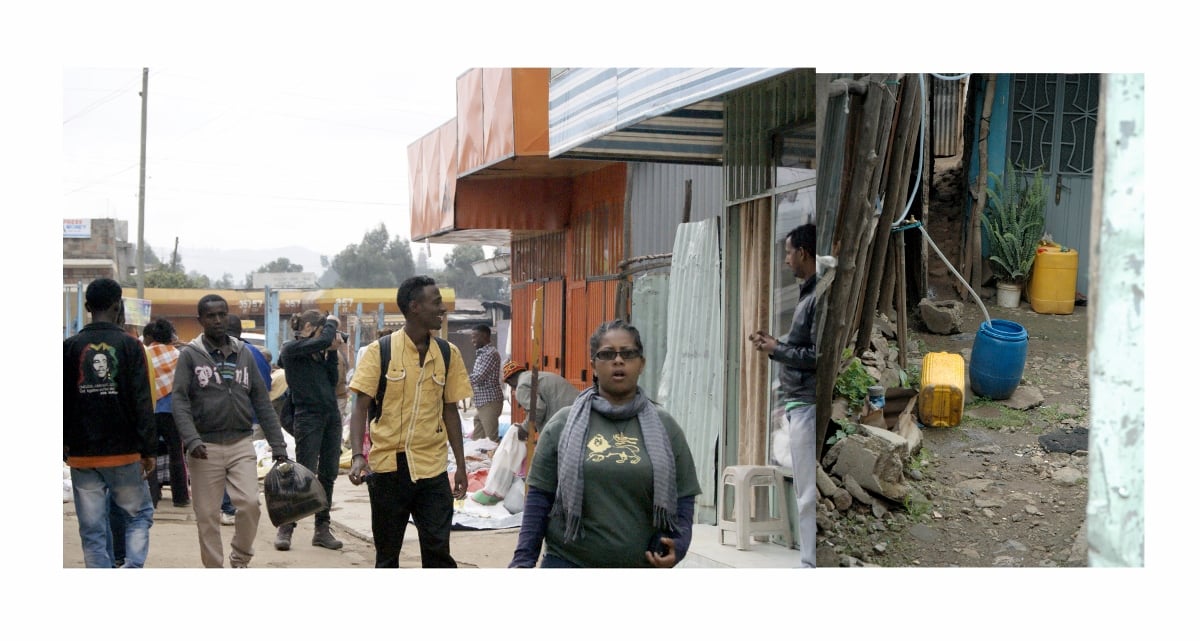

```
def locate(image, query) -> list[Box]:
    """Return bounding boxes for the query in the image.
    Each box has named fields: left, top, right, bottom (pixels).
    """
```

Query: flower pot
left=996, top=282, right=1021, bottom=308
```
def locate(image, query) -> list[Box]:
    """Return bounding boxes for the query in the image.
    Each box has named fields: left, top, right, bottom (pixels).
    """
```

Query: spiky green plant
left=982, top=160, right=1047, bottom=284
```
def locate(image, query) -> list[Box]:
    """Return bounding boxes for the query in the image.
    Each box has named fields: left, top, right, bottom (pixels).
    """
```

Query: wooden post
left=523, top=286, right=544, bottom=474
left=136, top=68, right=149, bottom=299
left=847, top=76, right=899, bottom=348
left=918, top=73, right=932, bottom=300
left=681, top=179, right=693, bottom=224
left=895, top=229, right=908, bottom=370
left=855, top=74, right=920, bottom=355
left=964, top=74, right=996, bottom=295
left=815, top=79, right=886, bottom=455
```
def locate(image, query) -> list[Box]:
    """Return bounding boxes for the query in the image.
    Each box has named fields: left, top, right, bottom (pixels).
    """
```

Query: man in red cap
left=472, top=361, right=579, bottom=506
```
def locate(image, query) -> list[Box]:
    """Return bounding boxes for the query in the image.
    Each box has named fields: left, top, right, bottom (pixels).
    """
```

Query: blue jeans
left=71, top=462, right=154, bottom=568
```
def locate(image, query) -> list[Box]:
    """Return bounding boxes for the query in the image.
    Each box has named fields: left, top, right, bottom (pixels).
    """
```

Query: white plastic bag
left=503, top=477, right=525, bottom=514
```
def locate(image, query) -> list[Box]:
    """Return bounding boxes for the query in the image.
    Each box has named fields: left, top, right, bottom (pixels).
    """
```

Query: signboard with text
left=63, top=218, right=92, bottom=238
left=122, top=298, right=152, bottom=327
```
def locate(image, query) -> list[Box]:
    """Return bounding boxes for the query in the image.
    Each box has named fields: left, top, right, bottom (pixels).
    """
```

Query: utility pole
left=136, top=67, right=149, bottom=299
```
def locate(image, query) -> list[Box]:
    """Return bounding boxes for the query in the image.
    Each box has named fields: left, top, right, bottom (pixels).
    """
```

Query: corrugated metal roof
left=658, top=218, right=724, bottom=511
left=549, top=68, right=790, bottom=162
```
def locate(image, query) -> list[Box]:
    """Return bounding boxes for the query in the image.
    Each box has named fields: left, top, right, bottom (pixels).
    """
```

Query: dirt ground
left=813, top=156, right=1092, bottom=568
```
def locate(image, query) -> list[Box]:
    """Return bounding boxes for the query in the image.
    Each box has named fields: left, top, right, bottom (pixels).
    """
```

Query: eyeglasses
left=594, top=348, right=642, bottom=361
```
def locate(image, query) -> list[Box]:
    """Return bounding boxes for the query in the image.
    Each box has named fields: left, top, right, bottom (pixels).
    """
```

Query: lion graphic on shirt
left=586, top=433, right=641, bottom=464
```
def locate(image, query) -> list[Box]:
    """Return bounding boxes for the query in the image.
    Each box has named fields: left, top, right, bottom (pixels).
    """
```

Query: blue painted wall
left=964, top=74, right=1012, bottom=255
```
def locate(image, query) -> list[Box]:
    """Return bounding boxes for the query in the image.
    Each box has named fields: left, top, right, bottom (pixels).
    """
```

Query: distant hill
left=172, top=245, right=328, bottom=287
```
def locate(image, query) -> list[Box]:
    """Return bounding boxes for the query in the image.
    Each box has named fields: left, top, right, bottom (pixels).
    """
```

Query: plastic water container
left=919, top=352, right=964, bottom=427
left=969, top=319, right=1028, bottom=400
left=1028, top=243, right=1078, bottom=314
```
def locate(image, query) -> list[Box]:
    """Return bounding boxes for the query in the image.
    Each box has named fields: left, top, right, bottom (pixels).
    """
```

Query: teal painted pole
left=355, top=302, right=364, bottom=353
left=1086, top=73, right=1143, bottom=567
left=76, top=280, right=85, bottom=334
left=264, top=286, right=280, bottom=362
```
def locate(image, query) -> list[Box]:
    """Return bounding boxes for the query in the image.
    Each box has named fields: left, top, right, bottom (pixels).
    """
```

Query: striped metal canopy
left=548, top=68, right=791, bottom=164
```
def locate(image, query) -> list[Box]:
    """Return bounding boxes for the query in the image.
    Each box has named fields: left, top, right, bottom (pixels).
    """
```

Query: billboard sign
left=64, top=218, right=92, bottom=238
left=122, top=297, right=152, bottom=327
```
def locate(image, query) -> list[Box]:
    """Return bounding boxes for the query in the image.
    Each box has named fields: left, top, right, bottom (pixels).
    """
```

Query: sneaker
left=220, top=512, right=236, bottom=526
left=173, top=499, right=191, bottom=508
left=472, top=490, right=501, bottom=506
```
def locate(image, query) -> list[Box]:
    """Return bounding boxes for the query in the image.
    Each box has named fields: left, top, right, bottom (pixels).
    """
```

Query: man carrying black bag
left=173, top=294, right=290, bottom=568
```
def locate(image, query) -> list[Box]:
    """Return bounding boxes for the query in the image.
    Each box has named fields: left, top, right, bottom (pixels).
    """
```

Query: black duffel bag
left=263, top=458, right=329, bottom=527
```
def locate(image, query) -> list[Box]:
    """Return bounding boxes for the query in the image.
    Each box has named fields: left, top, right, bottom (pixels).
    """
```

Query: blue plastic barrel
left=968, top=319, right=1028, bottom=400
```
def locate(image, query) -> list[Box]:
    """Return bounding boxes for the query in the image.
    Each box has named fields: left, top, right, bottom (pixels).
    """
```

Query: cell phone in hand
left=647, top=532, right=671, bottom=557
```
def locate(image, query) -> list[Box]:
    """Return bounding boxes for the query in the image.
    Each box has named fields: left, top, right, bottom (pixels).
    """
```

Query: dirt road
left=815, top=292, right=1091, bottom=567
left=62, top=479, right=520, bottom=569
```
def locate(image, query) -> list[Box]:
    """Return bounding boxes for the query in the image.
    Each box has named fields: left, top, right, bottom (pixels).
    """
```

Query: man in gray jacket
left=750, top=223, right=818, bottom=568
left=173, top=294, right=289, bottom=568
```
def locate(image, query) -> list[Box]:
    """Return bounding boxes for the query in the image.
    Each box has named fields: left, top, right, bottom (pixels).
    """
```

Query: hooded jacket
left=770, top=274, right=817, bottom=404
left=278, top=318, right=340, bottom=415
left=172, top=333, right=288, bottom=457
left=63, top=321, right=156, bottom=463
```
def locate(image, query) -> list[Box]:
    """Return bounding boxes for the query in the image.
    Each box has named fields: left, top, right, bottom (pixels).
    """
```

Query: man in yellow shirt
left=347, top=276, right=472, bottom=568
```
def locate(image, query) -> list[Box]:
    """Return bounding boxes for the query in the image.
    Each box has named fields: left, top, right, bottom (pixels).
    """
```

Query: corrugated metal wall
left=725, top=69, right=817, bottom=202
left=511, top=231, right=566, bottom=282
left=508, top=280, right=568, bottom=421
left=511, top=284, right=532, bottom=371
left=631, top=272, right=670, bottom=403
left=659, top=218, right=724, bottom=516
left=565, top=281, right=589, bottom=387
left=542, top=280, right=565, bottom=375
left=567, top=165, right=626, bottom=280
left=627, top=162, right=724, bottom=260
left=932, top=75, right=966, bottom=158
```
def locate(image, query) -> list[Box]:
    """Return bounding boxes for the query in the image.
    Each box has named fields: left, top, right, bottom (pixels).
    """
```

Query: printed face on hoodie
left=199, top=299, right=230, bottom=344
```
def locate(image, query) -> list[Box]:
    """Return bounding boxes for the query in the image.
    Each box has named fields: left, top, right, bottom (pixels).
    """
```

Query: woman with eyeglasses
left=508, top=319, right=701, bottom=568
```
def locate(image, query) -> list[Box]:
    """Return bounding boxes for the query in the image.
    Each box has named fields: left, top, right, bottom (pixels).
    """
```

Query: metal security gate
left=1008, top=73, right=1100, bottom=295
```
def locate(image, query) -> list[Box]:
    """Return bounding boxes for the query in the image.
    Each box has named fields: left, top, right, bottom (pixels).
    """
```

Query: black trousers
left=153, top=412, right=189, bottom=505
left=366, top=454, right=456, bottom=568
left=292, top=407, right=342, bottom=525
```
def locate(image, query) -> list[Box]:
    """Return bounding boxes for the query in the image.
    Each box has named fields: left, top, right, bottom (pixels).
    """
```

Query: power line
left=156, top=185, right=403, bottom=207
left=62, top=70, right=167, bottom=125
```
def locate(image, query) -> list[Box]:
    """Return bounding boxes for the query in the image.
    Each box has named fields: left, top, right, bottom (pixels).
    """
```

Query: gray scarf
left=553, top=386, right=677, bottom=543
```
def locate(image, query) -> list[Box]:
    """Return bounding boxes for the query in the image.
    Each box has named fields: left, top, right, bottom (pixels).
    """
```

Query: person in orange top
left=143, top=317, right=188, bottom=507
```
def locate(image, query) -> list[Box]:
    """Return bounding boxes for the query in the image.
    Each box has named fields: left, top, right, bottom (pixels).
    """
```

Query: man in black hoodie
left=63, top=278, right=156, bottom=568
left=173, top=294, right=289, bottom=568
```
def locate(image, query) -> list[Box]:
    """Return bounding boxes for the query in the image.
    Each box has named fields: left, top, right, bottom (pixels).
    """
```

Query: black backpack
left=369, top=334, right=451, bottom=424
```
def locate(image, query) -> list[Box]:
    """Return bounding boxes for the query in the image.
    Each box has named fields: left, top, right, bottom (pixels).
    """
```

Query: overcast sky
left=63, top=64, right=467, bottom=277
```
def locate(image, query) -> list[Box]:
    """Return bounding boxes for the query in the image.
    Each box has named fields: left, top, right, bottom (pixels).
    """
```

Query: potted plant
left=982, top=160, right=1047, bottom=308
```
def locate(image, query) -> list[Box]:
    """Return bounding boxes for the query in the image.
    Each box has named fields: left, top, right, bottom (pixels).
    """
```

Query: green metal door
left=1008, top=73, right=1100, bottom=296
